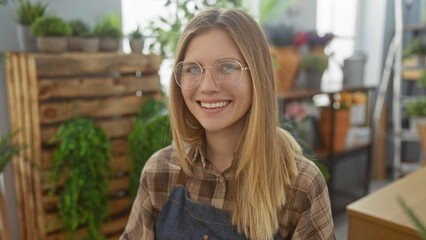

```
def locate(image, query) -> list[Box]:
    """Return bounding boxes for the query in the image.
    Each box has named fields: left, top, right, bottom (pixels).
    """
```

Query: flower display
left=262, top=22, right=295, bottom=46
left=295, top=31, right=334, bottom=47
left=333, top=91, right=367, bottom=110
left=284, top=101, right=319, bottom=123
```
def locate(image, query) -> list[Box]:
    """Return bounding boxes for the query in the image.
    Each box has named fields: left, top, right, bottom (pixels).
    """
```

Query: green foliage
left=259, top=0, right=297, bottom=26
left=128, top=98, right=172, bottom=197
left=94, top=12, right=122, bottom=39
left=0, top=129, right=24, bottom=172
left=128, top=25, right=143, bottom=39
left=49, top=117, right=112, bottom=240
left=417, top=70, right=426, bottom=88
left=300, top=53, right=329, bottom=73
left=146, top=0, right=242, bottom=59
left=280, top=116, right=329, bottom=180
left=404, top=37, right=426, bottom=57
left=406, top=97, right=426, bottom=117
left=398, top=196, right=426, bottom=239
left=69, top=19, right=90, bottom=37
left=30, top=15, right=71, bottom=37
left=15, top=0, right=48, bottom=25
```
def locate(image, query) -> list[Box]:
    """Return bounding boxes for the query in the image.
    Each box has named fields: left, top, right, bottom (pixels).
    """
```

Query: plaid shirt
left=120, top=143, right=335, bottom=240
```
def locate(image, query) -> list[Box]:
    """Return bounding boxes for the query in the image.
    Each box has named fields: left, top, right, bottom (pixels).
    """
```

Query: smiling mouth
left=198, top=101, right=230, bottom=109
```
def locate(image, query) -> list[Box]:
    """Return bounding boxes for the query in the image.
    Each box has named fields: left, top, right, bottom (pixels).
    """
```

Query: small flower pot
left=16, top=24, right=38, bottom=52
left=129, top=38, right=144, bottom=53
left=99, top=38, right=119, bottom=52
left=68, top=36, right=83, bottom=51
left=36, top=36, right=68, bottom=53
left=81, top=38, right=99, bottom=52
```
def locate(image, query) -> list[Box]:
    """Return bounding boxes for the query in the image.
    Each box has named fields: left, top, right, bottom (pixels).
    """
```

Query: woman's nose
left=199, top=67, right=221, bottom=92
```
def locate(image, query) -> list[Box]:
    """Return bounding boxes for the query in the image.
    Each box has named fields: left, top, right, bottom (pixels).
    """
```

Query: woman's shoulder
left=143, top=144, right=182, bottom=173
left=292, top=155, right=328, bottom=199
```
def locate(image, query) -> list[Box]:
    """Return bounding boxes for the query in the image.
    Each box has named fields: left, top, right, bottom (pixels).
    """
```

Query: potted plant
left=30, top=15, right=72, bottom=53
left=406, top=97, right=426, bottom=132
left=417, top=70, right=426, bottom=88
left=297, top=53, right=328, bottom=89
left=14, top=0, right=48, bottom=51
left=94, top=12, right=122, bottom=52
left=128, top=25, right=144, bottom=54
left=49, top=117, right=111, bottom=240
left=262, top=22, right=300, bottom=92
left=404, top=37, right=426, bottom=65
left=80, top=30, right=100, bottom=53
left=68, top=19, right=90, bottom=51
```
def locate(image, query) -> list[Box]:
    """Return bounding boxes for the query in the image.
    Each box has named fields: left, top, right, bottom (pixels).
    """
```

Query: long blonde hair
left=169, top=8, right=300, bottom=239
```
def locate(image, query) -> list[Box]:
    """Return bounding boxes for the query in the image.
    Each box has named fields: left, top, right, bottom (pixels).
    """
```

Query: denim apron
left=154, top=169, right=285, bottom=240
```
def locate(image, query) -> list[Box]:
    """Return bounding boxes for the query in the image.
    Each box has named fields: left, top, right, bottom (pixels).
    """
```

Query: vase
left=16, top=24, right=38, bottom=52
left=297, top=71, right=322, bottom=89
left=81, top=38, right=99, bottom=52
left=99, top=38, right=119, bottom=51
left=129, top=38, right=144, bottom=53
left=270, top=46, right=301, bottom=94
left=319, top=108, right=351, bottom=153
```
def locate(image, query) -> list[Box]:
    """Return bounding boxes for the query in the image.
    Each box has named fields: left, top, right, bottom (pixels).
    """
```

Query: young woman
left=121, top=8, right=335, bottom=240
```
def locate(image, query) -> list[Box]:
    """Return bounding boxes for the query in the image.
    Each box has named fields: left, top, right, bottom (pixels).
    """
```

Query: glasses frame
left=173, top=58, right=250, bottom=90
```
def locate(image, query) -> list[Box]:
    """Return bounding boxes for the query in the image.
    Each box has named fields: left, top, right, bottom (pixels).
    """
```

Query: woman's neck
left=205, top=126, right=243, bottom=173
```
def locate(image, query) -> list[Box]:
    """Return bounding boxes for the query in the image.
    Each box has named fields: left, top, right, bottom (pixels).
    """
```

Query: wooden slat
left=39, top=74, right=162, bottom=100
left=45, top=213, right=129, bottom=240
left=402, top=69, right=422, bottom=80
left=41, top=116, right=134, bottom=146
left=34, top=53, right=162, bottom=77
left=39, top=94, right=159, bottom=124
left=27, top=54, right=42, bottom=167
left=43, top=195, right=132, bottom=233
left=41, top=138, right=130, bottom=170
left=19, top=53, right=33, bottom=162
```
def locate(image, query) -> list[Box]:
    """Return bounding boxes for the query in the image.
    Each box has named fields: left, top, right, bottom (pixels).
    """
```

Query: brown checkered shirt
left=120, top=144, right=335, bottom=240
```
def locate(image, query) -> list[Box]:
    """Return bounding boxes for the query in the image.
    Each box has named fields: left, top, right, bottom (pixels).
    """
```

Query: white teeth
left=201, top=101, right=228, bottom=109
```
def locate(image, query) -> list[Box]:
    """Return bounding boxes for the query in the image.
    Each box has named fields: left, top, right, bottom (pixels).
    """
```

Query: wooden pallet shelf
left=5, top=52, right=163, bottom=240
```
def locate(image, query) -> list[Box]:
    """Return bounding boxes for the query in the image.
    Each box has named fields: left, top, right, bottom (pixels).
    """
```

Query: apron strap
left=176, top=168, right=187, bottom=186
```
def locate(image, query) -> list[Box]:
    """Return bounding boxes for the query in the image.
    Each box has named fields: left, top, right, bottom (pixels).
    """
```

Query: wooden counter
left=346, top=167, right=426, bottom=240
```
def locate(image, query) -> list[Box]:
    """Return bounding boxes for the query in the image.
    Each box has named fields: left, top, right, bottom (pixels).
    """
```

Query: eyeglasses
left=173, top=58, right=250, bottom=89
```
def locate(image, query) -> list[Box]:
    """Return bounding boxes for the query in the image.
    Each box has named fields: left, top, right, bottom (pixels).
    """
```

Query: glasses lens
left=214, top=60, right=243, bottom=89
left=174, top=61, right=202, bottom=89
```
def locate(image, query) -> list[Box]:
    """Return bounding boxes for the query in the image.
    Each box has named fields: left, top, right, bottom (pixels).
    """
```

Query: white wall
left=0, top=1, right=121, bottom=239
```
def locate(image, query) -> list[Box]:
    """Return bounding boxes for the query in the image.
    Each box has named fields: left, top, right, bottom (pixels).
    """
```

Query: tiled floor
left=333, top=179, right=393, bottom=240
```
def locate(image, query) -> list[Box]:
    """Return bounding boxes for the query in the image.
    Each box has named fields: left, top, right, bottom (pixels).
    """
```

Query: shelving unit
left=5, top=52, right=163, bottom=240
left=373, top=0, right=425, bottom=179
left=278, top=85, right=376, bottom=214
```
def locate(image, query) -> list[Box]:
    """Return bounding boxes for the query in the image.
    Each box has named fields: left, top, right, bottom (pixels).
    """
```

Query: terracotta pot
left=320, top=108, right=350, bottom=153
left=36, top=37, right=68, bottom=53
left=99, top=38, right=119, bottom=51
left=270, top=46, right=301, bottom=94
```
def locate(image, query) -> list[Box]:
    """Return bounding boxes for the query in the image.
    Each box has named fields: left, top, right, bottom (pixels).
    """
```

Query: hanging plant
left=49, top=117, right=112, bottom=240
left=128, top=98, right=172, bottom=197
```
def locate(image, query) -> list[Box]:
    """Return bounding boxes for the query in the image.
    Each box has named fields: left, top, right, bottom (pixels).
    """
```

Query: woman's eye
left=219, top=64, right=238, bottom=73
left=184, top=65, right=201, bottom=74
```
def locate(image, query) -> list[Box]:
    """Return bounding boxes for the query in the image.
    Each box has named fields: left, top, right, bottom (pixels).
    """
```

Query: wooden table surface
left=346, top=167, right=426, bottom=240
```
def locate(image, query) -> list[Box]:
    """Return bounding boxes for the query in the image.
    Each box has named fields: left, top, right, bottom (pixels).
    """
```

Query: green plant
left=94, top=12, right=122, bottom=39
left=300, top=53, right=329, bottom=73
left=417, top=70, right=426, bottom=88
left=259, top=0, right=297, bottom=26
left=128, top=98, right=172, bottom=197
left=398, top=196, right=426, bottom=240
left=69, top=19, right=90, bottom=37
left=30, top=15, right=71, bottom=37
left=128, top=25, right=143, bottom=39
left=406, top=97, right=426, bottom=117
left=146, top=0, right=242, bottom=59
left=404, top=37, right=426, bottom=57
left=0, top=129, right=24, bottom=172
left=49, top=117, right=112, bottom=240
left=14, top=0, right=48, bottom=25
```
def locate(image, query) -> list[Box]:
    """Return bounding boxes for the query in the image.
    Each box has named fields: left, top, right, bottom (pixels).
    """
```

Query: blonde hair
left=169, top=8, right=300, bottom=239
